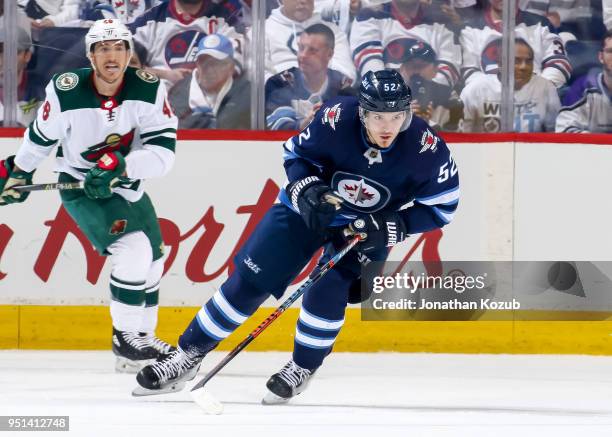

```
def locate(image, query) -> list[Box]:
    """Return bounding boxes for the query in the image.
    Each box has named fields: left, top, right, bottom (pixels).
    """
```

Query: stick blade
left=191, top=388, right=224, bottom=414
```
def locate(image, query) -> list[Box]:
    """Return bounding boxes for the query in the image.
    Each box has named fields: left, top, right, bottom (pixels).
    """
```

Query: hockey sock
left=293, top=268, right=349, bottom=370
left=179, top=272, right=269, bottom=356
left=108, top=232, right=152, bottom=332
left=140, top=258, right=164, bottom=333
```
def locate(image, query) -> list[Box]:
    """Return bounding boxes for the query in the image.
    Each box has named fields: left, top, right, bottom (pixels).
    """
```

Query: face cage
left=358, top=107, right=413, bottom=132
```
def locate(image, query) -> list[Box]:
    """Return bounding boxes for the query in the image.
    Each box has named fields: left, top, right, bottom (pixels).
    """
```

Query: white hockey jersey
left=349, top=3, right=461, bottom=87
left=83, top=0, right=163, bottom=24
left=460, top=73, right=561, bottom=132
left=129, top=1, right=245, bottom=76
left=14, top=67, right=178, bottom=202
left=555, top=75, right=612, bottom=133
left=264, top=8, right=357, bottom=83
left=460, top=9, right=571, bottom=87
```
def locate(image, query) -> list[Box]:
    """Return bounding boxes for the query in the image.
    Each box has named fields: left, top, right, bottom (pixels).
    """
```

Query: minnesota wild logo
left=136, top=69, right=159, bottom=83
left=81, top=129, right=135, bottom=162
left=55, top=72, right=79, bottom=91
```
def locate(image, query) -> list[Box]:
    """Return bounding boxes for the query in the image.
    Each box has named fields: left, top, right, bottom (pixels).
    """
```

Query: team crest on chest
left=81, top=129, right=135, bottom=162
left=331, top=171, right=391, bottom=213
left=321, top=103, right=342, bottom=130
left=136, top=69, right=159, bottom=83
left=55, top=72, right=79, bottom=91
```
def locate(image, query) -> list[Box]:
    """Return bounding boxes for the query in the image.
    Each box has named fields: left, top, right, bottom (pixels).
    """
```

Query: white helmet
left=85, top=19, right=132, bottom=55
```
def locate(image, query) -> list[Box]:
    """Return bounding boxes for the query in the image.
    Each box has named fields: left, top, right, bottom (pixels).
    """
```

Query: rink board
left=2, top=305, right=612, bottom=354
left=1, top=131, right=612, bottom=353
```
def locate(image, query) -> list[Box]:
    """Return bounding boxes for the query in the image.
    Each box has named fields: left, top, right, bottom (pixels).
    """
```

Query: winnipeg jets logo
left=338, top=179, right=380, bottom=208
left=166, top=30, right=206, bottom=69
left=419, top=129, right=439, bottom=153
left=322, top=103, right=342, bottom=130
left=332, top=172, right=390, bottom=213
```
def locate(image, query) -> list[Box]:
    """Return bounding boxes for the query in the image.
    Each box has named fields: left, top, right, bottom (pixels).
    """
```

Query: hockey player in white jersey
left=0, top=19, right=179, bottom=372
left=461, top=39, right=561, bottom=132
left=460, top=0, right=571, bottom=88
left=350, top=0, right=461, bottom=88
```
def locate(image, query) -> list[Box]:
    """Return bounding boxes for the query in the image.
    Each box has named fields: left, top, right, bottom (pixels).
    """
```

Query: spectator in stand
left=460, top=0, right=572, bottom=88
left=0, top=26, right=43, bottom=127
left=605, top=0, right=611, bottom=30
left=520, top=0, right=606, bottom=41
left=461, top=38, right=561, bottom=132
left=129, top=0, right=245, bottom=87
left=265, top=0, right=356, bottom=83
left=556, top=31, right=612, bottom=132
left=265, top=23, right=354, bottom=130
left=18, top=0, right=80, bottom=29
left=391, top=38, right=463, bottom=130
left=350, top=0, right=461, bottom=89
left=168, top=33, right=251, bottom=129
left=315, top=0, right=362, bottom=34
left=80, top=0, right=163, bottom=24
left=563, top=30, right=612, bottom=105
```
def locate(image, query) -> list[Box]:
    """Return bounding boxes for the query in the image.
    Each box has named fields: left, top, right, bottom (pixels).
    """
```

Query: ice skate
left=112, top=328, right=170, bottom=373
left=132, top=347, right=202, bottom=396
left=262, top=360, right=316, bottom=405
left=139, top=332, right=176, bottom=358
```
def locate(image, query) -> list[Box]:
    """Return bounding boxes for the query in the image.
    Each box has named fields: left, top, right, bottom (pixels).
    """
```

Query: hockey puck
left=191, top=388, right=224, bottom=414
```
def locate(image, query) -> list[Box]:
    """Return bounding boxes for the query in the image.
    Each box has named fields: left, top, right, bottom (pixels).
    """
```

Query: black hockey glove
left=347, top=212, right=408, bottom=253
left=288, top=176, right=341, bottom=234
left=0, top=155, right=34, bottom=205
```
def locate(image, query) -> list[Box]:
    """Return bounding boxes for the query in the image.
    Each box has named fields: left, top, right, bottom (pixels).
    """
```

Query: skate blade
left=131, top=381, right=187, bottom=397
left=115, top=357, right=155, bottom=374
left=261, top=391, right=291, bottom=405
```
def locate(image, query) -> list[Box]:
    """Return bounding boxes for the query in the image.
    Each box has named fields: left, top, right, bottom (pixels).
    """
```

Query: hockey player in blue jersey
left=134, top=69, right=460, bottom=402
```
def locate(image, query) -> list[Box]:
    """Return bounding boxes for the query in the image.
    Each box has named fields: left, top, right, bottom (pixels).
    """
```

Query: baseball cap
left=0, top=26, right=32, bottom=51
left=196, top=33, right=234, bottom=60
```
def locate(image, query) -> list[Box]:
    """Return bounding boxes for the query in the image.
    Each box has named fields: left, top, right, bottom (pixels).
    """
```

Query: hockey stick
left=190, top=234, right=362, bottom=411
left=12, top=181, right=83, bottom=192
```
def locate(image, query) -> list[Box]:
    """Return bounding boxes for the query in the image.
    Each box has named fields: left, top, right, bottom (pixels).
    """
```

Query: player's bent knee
left=108, top=231, right=154, bottom=280
left=221, top=271, right=270, bottom=310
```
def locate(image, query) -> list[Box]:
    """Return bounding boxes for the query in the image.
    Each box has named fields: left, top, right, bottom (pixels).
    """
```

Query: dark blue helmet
left=359, top=69, right=412, bottom=112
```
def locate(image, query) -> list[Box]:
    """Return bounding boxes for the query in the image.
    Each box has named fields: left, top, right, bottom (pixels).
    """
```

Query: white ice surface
left=1, top=351, right=611, bottom=436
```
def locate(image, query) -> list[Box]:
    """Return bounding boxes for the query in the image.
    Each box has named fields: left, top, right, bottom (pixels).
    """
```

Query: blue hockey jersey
left=278, top=97, right=460, bottom=235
